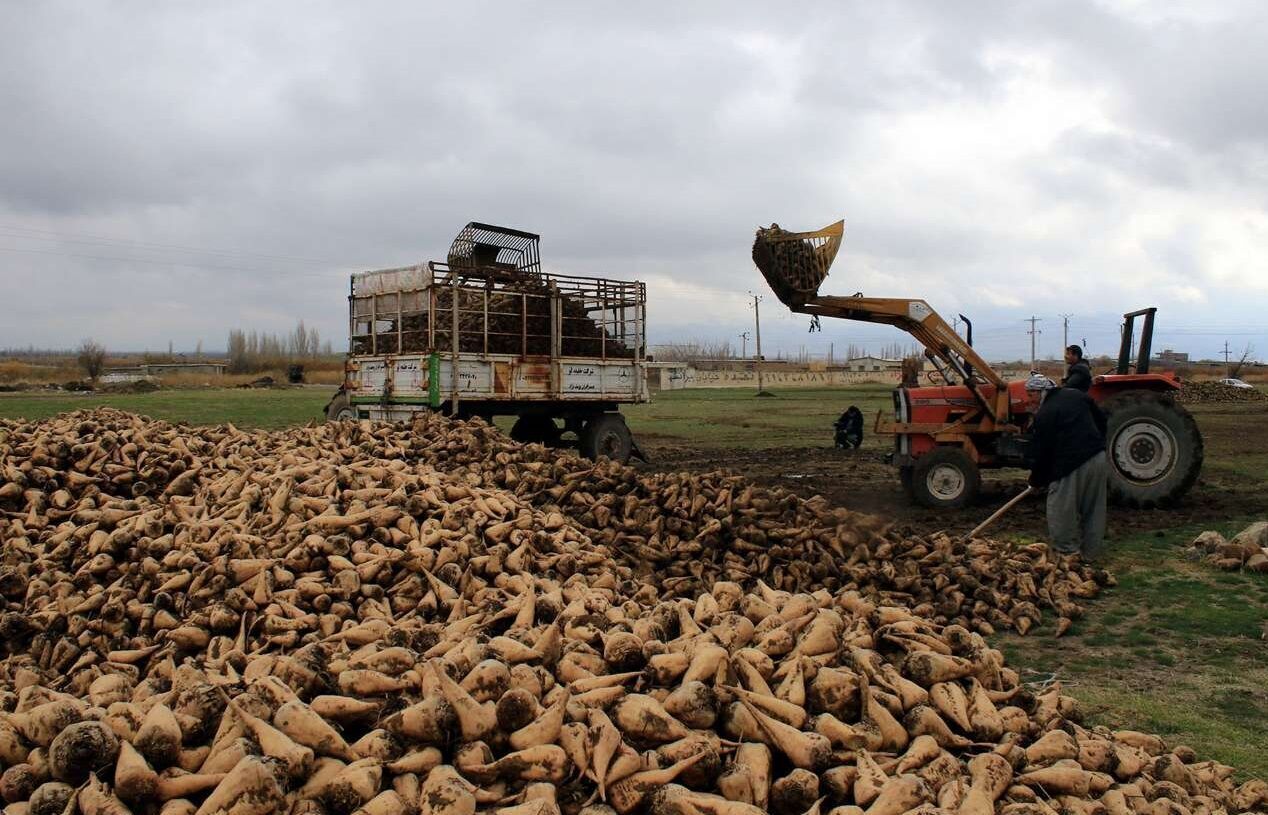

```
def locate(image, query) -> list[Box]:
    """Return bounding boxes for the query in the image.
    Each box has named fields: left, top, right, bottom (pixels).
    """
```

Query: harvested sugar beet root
left=0, top=410, right=1262, bottom=814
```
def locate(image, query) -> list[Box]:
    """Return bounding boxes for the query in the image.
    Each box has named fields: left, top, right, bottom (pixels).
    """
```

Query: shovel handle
left=962, top=486, right=1034, bottom=542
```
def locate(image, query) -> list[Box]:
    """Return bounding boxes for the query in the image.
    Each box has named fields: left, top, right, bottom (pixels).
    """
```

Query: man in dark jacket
left=1027, top=376, right=1109, bottom=560
left=1063, top=344, right=1092, bottom=392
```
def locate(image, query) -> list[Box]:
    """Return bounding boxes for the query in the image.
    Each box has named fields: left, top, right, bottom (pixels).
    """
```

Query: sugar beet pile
left=1176, top=382, right=1267, bottom=405
left=0, top=410, right=1264, bottom=815
left=1189, top=523, right=1268, bottom=573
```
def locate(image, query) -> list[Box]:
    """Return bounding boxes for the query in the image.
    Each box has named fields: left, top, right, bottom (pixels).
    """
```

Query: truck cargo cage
left=349, top=265, right=430, bottom=356
left=751, top=220, right=844, bottom=308
left=430, top=263, right=644, bottom=359
left=446, top=222, right=541, bottom=276
left=348, top=264, right=645, bottom=361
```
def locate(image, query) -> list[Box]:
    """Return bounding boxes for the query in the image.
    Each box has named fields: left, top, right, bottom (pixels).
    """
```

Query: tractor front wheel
left=910, top=447, right=980, bottom=509
left=1102, top=391, right=1203, bottom=508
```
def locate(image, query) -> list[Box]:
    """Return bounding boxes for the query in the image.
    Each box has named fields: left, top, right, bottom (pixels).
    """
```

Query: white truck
left=325, top=223, right=649, bottom=462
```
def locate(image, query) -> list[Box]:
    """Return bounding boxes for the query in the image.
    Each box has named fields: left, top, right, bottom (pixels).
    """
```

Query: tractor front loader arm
left=751, top=220, right=1010, bottom=422
left=798, top=296, right=1006, bottom=389
left=797, top=295, right=1009, bottom=421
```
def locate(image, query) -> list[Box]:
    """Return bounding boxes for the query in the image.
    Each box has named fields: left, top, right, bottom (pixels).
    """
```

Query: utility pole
left=829, top=342, right=834, bottom=363
left=1026, top=316, right=1043, bottom=368
left=952, top=317, right=960, bottom=337
left=739, top=331, right=750, bottom=360
left=751, top=294, right=765, bottom=395
left=1223, top=341, right=1231, bottom=365
left=1059, top=314, right=1073, bottom=350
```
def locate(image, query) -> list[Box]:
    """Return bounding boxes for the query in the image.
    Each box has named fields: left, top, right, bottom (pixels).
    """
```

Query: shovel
left=961, top=486, right=1034, bottom=542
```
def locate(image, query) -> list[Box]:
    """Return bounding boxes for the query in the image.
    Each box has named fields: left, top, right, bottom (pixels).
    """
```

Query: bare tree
left=1230, top=344, right=1255, bottom=379
left=648, top=341, right=735, bottom=363
left=291, top=319, right=310, bottom=357
left=77, top=339, right=107, bottom=382
left=227, top=329, right=249, bottom=373
left=880, top=341, right=912, bottom=360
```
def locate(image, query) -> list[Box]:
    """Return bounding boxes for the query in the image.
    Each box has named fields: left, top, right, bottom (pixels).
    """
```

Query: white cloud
left=1, top=1, right=1267, bottom=362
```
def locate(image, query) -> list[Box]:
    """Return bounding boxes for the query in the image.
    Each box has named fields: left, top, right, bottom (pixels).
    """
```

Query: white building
left=844, top=355, right=902, bottom=373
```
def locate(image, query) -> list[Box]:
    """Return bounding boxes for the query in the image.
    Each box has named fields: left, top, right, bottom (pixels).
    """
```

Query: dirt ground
left=636, top=401, right=1268, bottom=540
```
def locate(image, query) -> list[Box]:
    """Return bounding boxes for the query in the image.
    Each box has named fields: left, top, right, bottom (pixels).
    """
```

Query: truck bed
left=349, top=353, right=642, bottom=404
left=343, top=260, right=647, bottom=417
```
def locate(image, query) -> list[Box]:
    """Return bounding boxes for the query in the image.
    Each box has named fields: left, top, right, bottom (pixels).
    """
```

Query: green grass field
left=622, top=385, right=894, bottom=450
left=0, top=387, right=331, bottom=429
left=2, top=385, right=1267, bottom=775
left=997, top=517, right=1268, bottom=778
left=0, top=385, right=898, bottom=447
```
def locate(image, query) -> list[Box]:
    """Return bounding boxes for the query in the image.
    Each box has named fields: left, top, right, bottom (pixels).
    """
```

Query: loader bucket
left=751, top=220, right=844, bottom=308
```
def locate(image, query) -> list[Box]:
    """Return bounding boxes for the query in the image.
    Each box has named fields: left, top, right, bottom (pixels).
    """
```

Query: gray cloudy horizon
left=3, top=1, right=1268, bottom=363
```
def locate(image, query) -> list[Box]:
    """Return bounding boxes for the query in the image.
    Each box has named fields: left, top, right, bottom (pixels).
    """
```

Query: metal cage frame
left=446, top=222, right=541, bottom=275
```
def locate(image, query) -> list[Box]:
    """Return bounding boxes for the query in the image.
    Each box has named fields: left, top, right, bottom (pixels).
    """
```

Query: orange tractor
left=752, top=220, right=1203, bottom=509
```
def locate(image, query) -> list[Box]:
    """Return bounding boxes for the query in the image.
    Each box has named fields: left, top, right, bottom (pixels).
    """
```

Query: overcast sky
left=3, top=1, right=1267, bottom=362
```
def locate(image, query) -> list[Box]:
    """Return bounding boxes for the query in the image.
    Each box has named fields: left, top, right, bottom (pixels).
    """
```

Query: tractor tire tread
left=1100, top=390, right=1203, bottom=509
left=909, top=446, right=981, bottom=510
left=580, top=413, right=634, bottom=463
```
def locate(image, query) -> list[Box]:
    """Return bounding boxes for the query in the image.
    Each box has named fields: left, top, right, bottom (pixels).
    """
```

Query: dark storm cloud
left=2, top=1, right=1267, bottom=359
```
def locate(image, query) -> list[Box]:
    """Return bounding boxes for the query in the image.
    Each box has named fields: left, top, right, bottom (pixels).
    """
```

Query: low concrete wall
left=656, top=366, right=901, bottom=390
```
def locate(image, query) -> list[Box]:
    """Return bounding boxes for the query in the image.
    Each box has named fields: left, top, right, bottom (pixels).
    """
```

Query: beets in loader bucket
left=751, top=220, right=845, bottom=308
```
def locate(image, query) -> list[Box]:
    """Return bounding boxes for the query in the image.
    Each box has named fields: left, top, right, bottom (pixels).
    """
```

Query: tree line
left=227, top=320, right=335, bottom=373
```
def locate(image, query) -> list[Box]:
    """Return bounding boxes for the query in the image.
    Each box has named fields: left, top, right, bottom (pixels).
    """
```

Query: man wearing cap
left=1026, top=375, right=1109, bottom=561
left=1063, top=345, right=1092, bottom=392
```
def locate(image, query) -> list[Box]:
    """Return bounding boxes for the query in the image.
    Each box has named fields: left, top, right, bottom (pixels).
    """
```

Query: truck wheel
left=580, top=413, right=633, bottom=463
left=910, top=447, right=980, bottom=509
left=325, top=391, right=356, bottom=422
left=1101, top=391, right=1203, bottom=508
left=510, top=415, right=560, bottom=445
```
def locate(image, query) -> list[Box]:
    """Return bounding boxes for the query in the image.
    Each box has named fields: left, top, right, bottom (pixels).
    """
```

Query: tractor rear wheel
left=1101, top=391, right=1203, bottom=508
left=910, top=447, right=980, bottom=509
